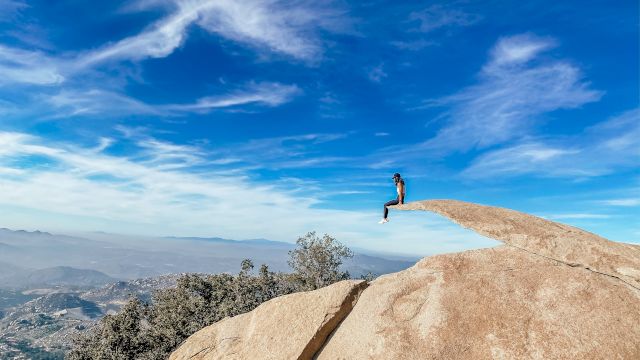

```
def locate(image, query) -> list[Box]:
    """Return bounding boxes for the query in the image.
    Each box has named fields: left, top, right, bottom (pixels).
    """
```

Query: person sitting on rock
left=379, top=173, right=405, bottom=224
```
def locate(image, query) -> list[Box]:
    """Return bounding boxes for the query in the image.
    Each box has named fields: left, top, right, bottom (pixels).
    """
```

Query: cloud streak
left=42, top=82, right=300, bottom=118
left=426, top=33, right=602, bottom=151
left=461, top=108, right=640, bottom=179
left=408, top=4, right=481, bottom=33
left=0, top=131, right=492, bottom=255
left=0, top=44, right=64, bottom=85
left=80, top=0, right=348, bottom=66
left=599, top=198, right=640, bottom=207
left=163, top=82, right=300, bottom=112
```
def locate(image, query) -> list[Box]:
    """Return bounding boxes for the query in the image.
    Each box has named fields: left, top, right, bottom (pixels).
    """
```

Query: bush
left=288, top=231, right=354, bottom=290
left=67, top=232, right=353, bottom=360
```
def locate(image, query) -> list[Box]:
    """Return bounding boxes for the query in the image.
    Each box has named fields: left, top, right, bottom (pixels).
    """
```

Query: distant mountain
left=0, top=266, right=116, bottom=289
left=344, top=254, right=416, bottom=276
left=167, top=236, right=295, bottom=248
left=0, top=242, right=17, bottom=251
left=25, top=267, right=116, bottom=288
left=0, top=227, right=419, bottom=358
left=14, top=293, right=102, bottom=319
left=0, top=261, right=30, bottom=288
left=0, top=228, right=417, bottom=282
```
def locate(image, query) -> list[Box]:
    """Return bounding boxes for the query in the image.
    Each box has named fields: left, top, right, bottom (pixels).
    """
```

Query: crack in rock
left=392, top=200, right=640, bottom=291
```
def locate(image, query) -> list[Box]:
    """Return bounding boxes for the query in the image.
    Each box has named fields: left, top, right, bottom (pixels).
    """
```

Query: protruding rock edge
left=302, top=280, right=369, bottom=360
left=392, top=199, right=640, bottom=291
left=505, top=242, right=640, bottom=291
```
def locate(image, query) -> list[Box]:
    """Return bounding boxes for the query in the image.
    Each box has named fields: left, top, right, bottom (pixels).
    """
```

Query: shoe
left=378, top=218, right=389, bottom=224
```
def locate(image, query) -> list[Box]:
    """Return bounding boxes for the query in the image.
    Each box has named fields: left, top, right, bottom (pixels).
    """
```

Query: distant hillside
left=0, top=261, right=30, bottom=289
left=0, top=274, right=180, bottom=358
left=0, top=266, right=116, bottom=289
left=0, top=229, right=417, bottom=281
left=25, top=267, right=116, bottom=288
left=344, top=254, right=415, bottom=276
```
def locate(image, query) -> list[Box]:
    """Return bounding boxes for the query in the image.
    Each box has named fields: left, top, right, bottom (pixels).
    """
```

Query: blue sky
left=0, top=0, right=638, bottom=255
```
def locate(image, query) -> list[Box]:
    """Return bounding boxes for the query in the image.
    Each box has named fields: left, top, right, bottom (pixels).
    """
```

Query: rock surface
left=318, top=246, right=640, bottom=359
left=171, top=200, right=640, bottom=360
left=169, top=280, right=368, bottom=360
left=393, top=200, right=640, bottom=290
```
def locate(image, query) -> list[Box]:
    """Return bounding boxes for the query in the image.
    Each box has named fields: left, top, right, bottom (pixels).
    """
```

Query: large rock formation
left=171, top=200, right=640, bottom=359
left=170, top=280, right=368, bottom=360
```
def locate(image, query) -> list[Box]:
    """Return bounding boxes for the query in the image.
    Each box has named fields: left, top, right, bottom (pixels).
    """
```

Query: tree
left=67, top=261, right=299, bottom=360
left=287, top=231, right=354, bottom=290
left=67, top=297, right=152, bottom=360
left=68, top=232, right=355, bottom=359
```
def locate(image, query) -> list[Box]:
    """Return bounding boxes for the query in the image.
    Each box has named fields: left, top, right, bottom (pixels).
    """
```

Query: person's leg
left=383, top=198, right=400, bottom=219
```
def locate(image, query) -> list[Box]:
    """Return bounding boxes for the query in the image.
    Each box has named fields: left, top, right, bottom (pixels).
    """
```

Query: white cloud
left=0, top=0, right=26, bottom=22
left=79, top=0, right=348, bottom=66
left=0, top=131, right=496, bottom=255
left=390, top=39, right=435, bottom=51
left=462, top=108, right=640, bottom=179
left=599, top=198, right=640, bottom=207
left=408, top=4, right=481, bottom=33
left=44, top=89, right=159, bottom=117
left=42, top=82, right=299, bottom=118
left=0, top=0, right=348, bottom=88
left=0, top=44, right=64, bottom=85
left=77, top=1, right=205, bottom=67
left=367, top=63, right=388, bottom=83
left=211, top=132, right=352, bottom=170
left=547, top=213, right=610, bottom=220
left=419, top=33, right=603, bottom=152
left=195, top=0, right=348, bottom=61
left=461, top=143, right=583, bottom=178
left=487, top=34, right=555, bottom=67
left=163, top=82, right=300, bottom=112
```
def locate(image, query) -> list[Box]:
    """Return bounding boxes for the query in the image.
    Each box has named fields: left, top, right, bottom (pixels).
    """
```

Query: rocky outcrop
left=393, top=200, right=640, bottom=290
left=318, top=246, right=640, bottom=359
left=169, top=280, right=368, bottom=360
left=171, top=200, right=640, bottom=359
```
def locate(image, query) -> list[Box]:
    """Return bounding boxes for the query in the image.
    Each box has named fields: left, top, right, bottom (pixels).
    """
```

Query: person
left=379, top=173, right=405, bottom=224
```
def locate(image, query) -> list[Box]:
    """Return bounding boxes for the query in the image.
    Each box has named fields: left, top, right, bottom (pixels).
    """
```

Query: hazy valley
left=0, top=228, right=416, bottom=358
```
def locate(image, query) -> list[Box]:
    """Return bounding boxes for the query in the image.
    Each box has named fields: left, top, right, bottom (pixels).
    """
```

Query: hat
left=392, top=173, right=401, bottom=179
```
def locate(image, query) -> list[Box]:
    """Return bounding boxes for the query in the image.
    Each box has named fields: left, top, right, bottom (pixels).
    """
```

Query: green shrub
left=67, top=232, right=353, bottom=360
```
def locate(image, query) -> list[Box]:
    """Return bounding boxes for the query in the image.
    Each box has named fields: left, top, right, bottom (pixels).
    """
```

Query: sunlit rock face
left=171, top=200, right=640, bottom=360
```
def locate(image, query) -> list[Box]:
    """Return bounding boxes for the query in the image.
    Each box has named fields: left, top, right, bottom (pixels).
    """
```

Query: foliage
left=0, top=338, right=64, bottom=360
left=287, top=231, right=354, bottom=290
left=67, top=232, right=354, bottom=360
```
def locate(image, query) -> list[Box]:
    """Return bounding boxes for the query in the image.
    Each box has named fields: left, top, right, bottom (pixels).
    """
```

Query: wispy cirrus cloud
left=0, top=131, right=493, bottom=255
left=390, top=3, right=478, bottom=52
left=461, top=108, right=640, bottom=179
left=408, top=4, right=481, bottom=33
left=43, top=89, right=158, bottom=118
left=367, top=63, right=387, bottom=83
left=0, top=0, right=26, bottom=22
left=599, top=198, right=640, bottom=207
left=80, top=0, right=349, bottom=66
left=369, top=33, right=603, bottom=172
left=546, top=213, right=611, bottom=220
left=42, top=82, right=300, bottom=118
left=214, top=132, right=352, bottom=170
left=113, top=125, right=352, bottom=171
left=0, top=44, right=64, bottom=85
left=421, top=33, right=603, bottom=152
left=163, top=82, right=300, bottom=112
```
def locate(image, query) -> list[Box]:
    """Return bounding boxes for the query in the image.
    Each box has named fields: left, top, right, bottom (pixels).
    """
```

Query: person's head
left=393, top=172, right=401, bottom=184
